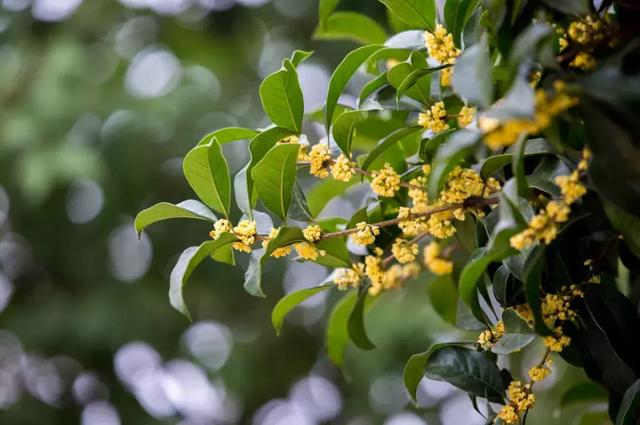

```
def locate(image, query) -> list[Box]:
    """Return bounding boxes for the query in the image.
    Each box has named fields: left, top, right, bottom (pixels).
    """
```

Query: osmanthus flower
left=497, top=381, right=536, bottom=423
left=209, top=218, right=233, bottom=240
left=352, top=222, right=380, bottom=246
left=370, top=164, right=401, bottom=197
left=457, top=105, right=476, bottom=127
left=477, top=320, right=504, bottom=351
left=302, top=224, right=322, bottom=243
left=528, top=360, right=552, bottom=382
left=418, top=101, right=449, bottom=133
left=293, top=242, right=325, bottom=261
left=308, top=143, right=332, bottom=178
left=425, top=24, right=460, bottom=86
left=391, top=238, right=419, bottom=264
left=334, top=263, right=365, bottom=290
left=423, top=242, right=453, bottom=276
left=232, top=220, right=257, bottom=253
left=330, top=153, right=354, bottom=182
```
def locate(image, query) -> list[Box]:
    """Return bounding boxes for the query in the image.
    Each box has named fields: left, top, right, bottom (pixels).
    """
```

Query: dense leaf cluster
left=136, top=0, right=640, bottom=423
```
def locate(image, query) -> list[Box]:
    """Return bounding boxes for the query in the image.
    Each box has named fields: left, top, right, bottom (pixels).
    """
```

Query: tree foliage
left=137, top=0, right=640, bottom=423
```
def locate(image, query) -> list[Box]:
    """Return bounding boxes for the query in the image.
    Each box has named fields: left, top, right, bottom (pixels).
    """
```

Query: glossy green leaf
left=523, top=245, right=554, bottom=335
left=313, top=238, right=351, bottom=268
left=617, top=379, right=640, bottom=425
left=196, top=127, right=259, bottom=146
left=326, top=45, right=385, bottom=130
left=561, top=382, right=608, bottom=407
left=183, top=138, right=231, bottom=217
left=395, top=66, right=446, bottom=103
left=358, top=72, right=388, bottom=107
left=264, top=226, right=305, bottom=257
left=603, top=201, right=640, bottom=256
left=479, top=138, right=552, bottom=178
left=377, top=0, right=436, bottom=30
left=314, top=12, right=387, bottom=45
left=272, top=284, right=334, bottom=335
left=327, top=291, right=358, bottom=366
left=424, top=346, right=505, bottom=401
left=387, top=62, right=431, bottom=104
left=251, top=143, right=300, bottom=220
left=333, top=107, right=382, bottom=155
left=539, top=0, right=590, bottom=15
left=134, top=200, right=217, bottom=235
left=492, top=309, right=536, bottom=354
left=260, top=59, right=304, bottom=132
left=362, top=126, right=423, bottom=170
left=444, top=0, right=480, bottom=46
left=452, top=34, right=493, bottom=108
left=427, top=275, right=458, bottom=325
left=169, top=233, right=238, bottom=319
left=347, top=289, right=376, bottom=350
left=244, top=251, right=264, bottom=297
left=306, top=179, right=356, bottom=217
left=318, top=0, right=341, bottom=24
left=419, top=128, right=456, bottom=162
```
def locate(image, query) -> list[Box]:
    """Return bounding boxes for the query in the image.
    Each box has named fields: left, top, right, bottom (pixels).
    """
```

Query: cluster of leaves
left=136, top=0, right=640, bottom=423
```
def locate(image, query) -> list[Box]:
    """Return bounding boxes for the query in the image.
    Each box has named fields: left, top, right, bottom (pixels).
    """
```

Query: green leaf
left=444, top=0, right=480, bottom=47
left=539, top=0, right=590, bottom=16
left=427, top=275, right=458, bottom=325
left=260, top=59, right=304, bottom=132
left=289, top=183, right=315, bottom=221
left=347, top=289, right=376, bottom=350
left=196, top=127, right=259, bottom=146
left=523, top=245, right=554, bottom=335
left=333, top=106, right=382, bottom=155
left=511, top=135, right=530, bottom=197
left=169, top=233, right=238, bottom=319
left=395, top=66, right=447, bottom=103
left=306, top=179, right=356, bottom=217
left=244, top=251, right=264, bottom=297
left=326, top=45, right=385, bottom=130
left=183, top=138, right=231, bottom=217
left=313, top=238, right=351, bottom=268
left=134, top=200, right=217, bottom=235
left=603, top=201, right=640, bottom=256
left=452, top=34, right=493, bottom=108
left=327, top=291, right=358, bottom=366
left=377, top=0, right=436, bottom=30
left=492, top=309, right=536, bottom=354
left=264, top=226, right=305, bottom=257
left=387, top=62, right=431, bottom=105
left=404, top=342, right=470, bottom=402
left=318, top=0, right=341, bottom=24
left=618, top=379, right=640, bottom=425
left=358, top=72, right=388, bottom=107
left=272, top=285, right=334, bottom=335
left=424, top=346, right=505, bottom=401
left=479, top=138, right=552, bottom=178
left=560, top=382, right=608, bottom=407
left=290, top=50, right=313, bottom=67
left=428, top=130, right=481, bottom=199
left=251, top=143, right=299, bottom=220
left=314, top=12, right=387, bottom=45
left=362, top=126, right=423, bottom=170
left=419, top=128, right=456, bottom=162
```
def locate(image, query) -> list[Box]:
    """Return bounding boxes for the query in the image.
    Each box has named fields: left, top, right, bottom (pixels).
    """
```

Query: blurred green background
left=0, top=1, right=605, bottom=424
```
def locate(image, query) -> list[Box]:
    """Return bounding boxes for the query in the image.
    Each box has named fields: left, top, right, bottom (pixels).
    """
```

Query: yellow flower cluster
left=352, top=222, right=380, bottom=246
left=543, top=328, right=572, bottom=352
left=391, top=238, right=419, bottom=264
left=497, top=381, right=536, bottom=423
left=331, top=153, right=354, bottom=182
left=334, top=263, right=365, bottom=290
left=262, top=227, right=291, bottom=258
left=418, top=101, right=449, bottom=133
left=567, top=16, right=606, bottom=45
left=279, top=135, right=310, bottom=162
left=423, top=242, right=453, bottom=276
left=366, top=249, right=421, bottom=296
left=209, top=218, right=233, bottom=240
left=440, top=166, right=486, bottom=204
left=232, top=220, right=257, bottom=253
left=528, top=360, right=552, bottom=382
left=303, top=224, right=322, bottom=242
left=477, top=320, right=504, bottom=351
left=570, top=52, right=596, bottom=70
left=397, top=207, right=428, bottom=237
left=564, top=15, right=618, bottom=70
left=408, top=176, right=428, bottom=209
left=480, top=87, right=578, bottom=150
left=294, top=242, right=325, bottom=261
left=510, top=156, right=588, bottom=251
left=425, top=24, right=459, bottom=86
left=457, top=106, right=476, bottom=127
left=308, top=143, right=331, bottom=178
left=370, top=163, right=401, bottom=197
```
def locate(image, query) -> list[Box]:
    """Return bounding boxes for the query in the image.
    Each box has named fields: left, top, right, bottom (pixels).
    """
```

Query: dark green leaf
left=134, top=200, right=217, bottom=235
left=492, top=309, right=536, bottom=354
left=347, top=289, right=376, bottom=350
left=452, top=34, right=493, bottom=108
left=169, top=233, right=238, bottom=319
left=183, top=138, right=231, bottom=217
left=362, top=126, right=423, bottom=170
left=327, top=291, right=358, bottom=366
left=424, top=346, right=505, bottom=401
left=260, top=59, right=304, bottom=132
left=387, top=62, right=431, bottom=104
left=358, top=72, right=388, bottom=106
left=251, top=143, right=299, bottom=220
left=314, top=12, right=387, bottom=45
left=444, top=0, right=480, bottom=46
left=561, top=382, right=608, bottom=407
left=395, top=66, right=446, bottom=103
left=333, top=106, right=382, bottom=155
left=539, top=0, right=590, bottom=15
left=272, top=284, right=333, bottom=335
left=479, top=138, right=552, bottom=178
left=196, top=127, right=259, bottom=146
left=377, top=0, right=436, bottom=30
left=326, top=45, right=385, bottom=130
left=603, top=201, right=640, bottom=256
left=617, top=379, right=640, bottom=425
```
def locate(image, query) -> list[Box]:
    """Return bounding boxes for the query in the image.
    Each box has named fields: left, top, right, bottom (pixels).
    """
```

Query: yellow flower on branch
left=308, top=143, right=331, bottom=178
left=391, top=238, right=419, bottom=264
left=352, top=222, right=380, bottom=246
left=424, top=242, right=453, bottom=276
left=418, top=101, right=449, bottom=133
left=370, top=163, right=401, bottom=197
left=232, top=219, right=257, bottom=253
left=262, top=227, right=291, bottom=258
left=294, top=242, right=325, bottom=261
left=331, top=153, right=354, bottom=182
left=303, top=224, right=322, bottom=242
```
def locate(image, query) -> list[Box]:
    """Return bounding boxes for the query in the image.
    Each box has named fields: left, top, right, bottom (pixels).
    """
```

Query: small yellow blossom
left=334, top=263, right=365, bottom=290
left=408, top=176, right=428, bottom=208
left=555, top=171, right=586, bottom=205
left=422, top=164, right=431, bottom=175
left=262, top=227, right=291, bottom=258
left=426, top=207, right=457, bottom=239
left=543, top=327, right=571, bottom=352
left=497, top=405, right=519, bottom=424
left=370, top=163, right=401, bottom=197
left=331, top=153, right=354, bottom=182
left=477, top=321, right=504, bottom=350
left=440, top=66, right=453, bottom=86
left=440, top=166, right=485, bottom=204
left=528, top=365, right=551, bottom=382
left=457, top=106, right=476, bottom=127
left=570, top=52, right=596, bottom=70
left=294, top=242, right=326, bottom=261
left=303, top=224, right=322, bottom=243
left=508, top=381, right=535, bottom=411
left=352, top=222, right=380, bottom=246
left=308, top=143, right=331, bottom=178
left=418, top=101, right=449, bottom=133
left=424, top=242, right=453, bottom=276
left=398, top=207, right=428, bottom=237
left=425, top=24, right=459, bottom=63
left=232, top=220, right=256, bottom=253
left=209, top=218, right=232, bottom=240
left=365, top=254, right=385, bottom=295
left=392, top=238, right=419, bottom=264
left=545, top=200, right=570, bottom=222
